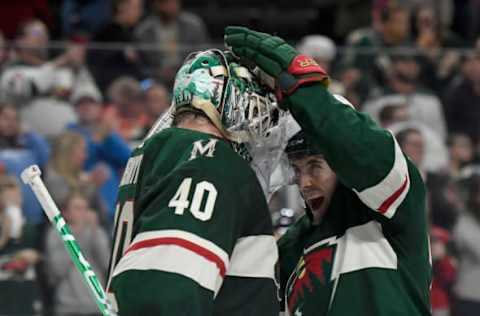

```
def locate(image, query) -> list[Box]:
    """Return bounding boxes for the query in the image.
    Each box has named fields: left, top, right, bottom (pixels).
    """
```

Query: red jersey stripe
left=125, top=237, right=227, bottom=277
left=378, top=175, right=409, bottom=214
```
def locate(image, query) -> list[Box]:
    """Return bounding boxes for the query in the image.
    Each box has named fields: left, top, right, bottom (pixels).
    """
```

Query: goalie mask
left=172, top=49, right=284, bottom=144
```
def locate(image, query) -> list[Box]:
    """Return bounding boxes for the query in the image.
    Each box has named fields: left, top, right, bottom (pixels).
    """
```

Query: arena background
left=0, top=0, right=479, bottom=315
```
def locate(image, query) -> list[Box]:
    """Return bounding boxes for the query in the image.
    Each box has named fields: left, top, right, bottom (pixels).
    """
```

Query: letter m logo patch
left=190, top=139, right=218, bottom=160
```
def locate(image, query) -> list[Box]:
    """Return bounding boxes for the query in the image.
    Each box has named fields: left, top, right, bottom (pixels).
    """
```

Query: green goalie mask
left=172, top=49, right=283, bottom=144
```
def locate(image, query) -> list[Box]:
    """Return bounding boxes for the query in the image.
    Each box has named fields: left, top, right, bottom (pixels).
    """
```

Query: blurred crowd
left=0, top=0, right=479, bottom=315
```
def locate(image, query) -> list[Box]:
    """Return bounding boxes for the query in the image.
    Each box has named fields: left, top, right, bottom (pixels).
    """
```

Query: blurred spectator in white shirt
left=0, top=20, right=100, bottom=140
left=363, top=54, right=447, bottom=140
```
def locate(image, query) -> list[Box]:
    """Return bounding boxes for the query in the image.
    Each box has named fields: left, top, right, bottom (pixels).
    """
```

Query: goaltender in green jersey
left=225, top=27, right=432, bottom=316
left=106, top=49, right=285, bottom=315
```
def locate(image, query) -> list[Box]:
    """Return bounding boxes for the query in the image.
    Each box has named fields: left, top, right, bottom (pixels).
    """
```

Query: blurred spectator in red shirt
left=431, top=226, right=457, bottom=316
left=90, top=0, right=145, bottom=91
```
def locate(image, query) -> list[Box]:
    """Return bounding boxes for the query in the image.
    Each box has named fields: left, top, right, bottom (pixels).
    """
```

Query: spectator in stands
left=0, top=175, right=41, bottom=315
left=1, top=20, right=99, bottom=139
left=45, top=191, right=109, bottom=316
left=90, top=0, right=145, bottom=91
left=452, top=174, right=480, bottom=316
left=45, top=132, right=108, bottom=224
left=363, top=54, right=447, bottom=139
left=134, top=0, right=209, bottom=82
left=10, top=19, right=50, bottom=68
left=67, top=87, right=131, bottom=223
left=297, top=35, right=344, bottom=95
left=0, top=32, right=10, bottom=72
left=61, top=0, right=111, bottom=37
left=391, top=120, right=449, bottom=174
left=427, top=173, right=462, bottom=231
left=447, top=133, right=474, bottom=180
left=443, top=50, right=480, bottom=146
left=413, top=3, right=462, bottom=94
left=141, top=79, right=170, bottom=133
left=0, top=104, right=50, bottom=225
left=430, top=226, right=456, bottom=316
left=396, top=127, right=424, bottom=168
left=342, top=2, right=411, bottom=81
left=106, top=76, right=148, bottom=146
left=378, top=103, right=409, bottom=128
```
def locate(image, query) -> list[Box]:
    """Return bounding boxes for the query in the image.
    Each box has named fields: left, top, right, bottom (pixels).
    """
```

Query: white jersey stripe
left=113, top=243, right=224, bottom=295
left=227, top=235, right=278, bottom=280
left=354, top=135, right=410, bottom=219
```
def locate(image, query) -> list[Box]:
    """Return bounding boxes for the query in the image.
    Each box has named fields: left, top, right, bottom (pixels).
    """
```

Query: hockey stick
left=21, top=165, right=117, bottom=316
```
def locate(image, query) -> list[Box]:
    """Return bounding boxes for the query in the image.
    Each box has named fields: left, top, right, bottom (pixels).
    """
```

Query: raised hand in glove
left=224, top=26, right=329, bottom=103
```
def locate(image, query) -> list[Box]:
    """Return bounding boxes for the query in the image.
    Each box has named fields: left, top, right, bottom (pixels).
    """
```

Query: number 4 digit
left=168, top=178, right=192, bottom=215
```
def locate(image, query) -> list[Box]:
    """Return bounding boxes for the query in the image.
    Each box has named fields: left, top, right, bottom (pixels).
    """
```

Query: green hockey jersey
left=278, top=87, right=432, bottom=316
left=107, top=127, right=280, bottom=315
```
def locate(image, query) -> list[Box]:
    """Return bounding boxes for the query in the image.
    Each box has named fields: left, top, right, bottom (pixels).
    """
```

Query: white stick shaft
left=21, top=165, right=59, bottom=222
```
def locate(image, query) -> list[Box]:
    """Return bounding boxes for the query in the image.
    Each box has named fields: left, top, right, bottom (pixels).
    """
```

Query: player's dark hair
left=379, top=104, right=401, bottom=124
left=396, top=128, right=421, bottom=147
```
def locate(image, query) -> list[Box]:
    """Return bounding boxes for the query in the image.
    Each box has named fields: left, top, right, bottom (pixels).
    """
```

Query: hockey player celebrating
left=106, top=49, right=283, bottom=315
left=225, top=27, right=431, bottom=316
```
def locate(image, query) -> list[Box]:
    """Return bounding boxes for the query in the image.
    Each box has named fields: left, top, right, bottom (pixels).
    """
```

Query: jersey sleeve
left=285, top=85, right=425, bottom=223
left=109, top=146, right=266, bottom=315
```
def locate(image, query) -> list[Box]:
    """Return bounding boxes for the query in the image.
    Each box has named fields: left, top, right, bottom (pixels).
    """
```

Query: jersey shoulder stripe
left=354, top=135, right=410, bottom=218
left=113, top=230, right=228, bottom=294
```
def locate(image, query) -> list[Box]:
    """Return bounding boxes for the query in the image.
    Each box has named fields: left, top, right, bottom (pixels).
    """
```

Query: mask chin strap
left=189, top=96, right=234, bottom=140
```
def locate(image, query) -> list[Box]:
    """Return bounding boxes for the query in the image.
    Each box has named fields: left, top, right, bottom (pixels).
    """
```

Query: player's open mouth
left=307, top=196, right=325, bottom=211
